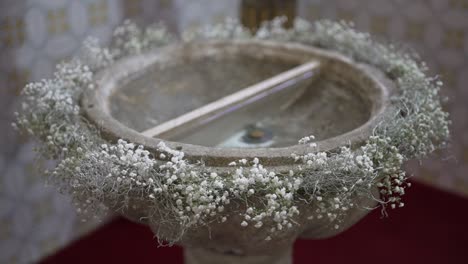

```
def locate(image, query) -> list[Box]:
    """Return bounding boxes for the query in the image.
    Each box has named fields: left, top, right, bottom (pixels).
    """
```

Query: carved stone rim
left=82, top=40, right=396, bottom=168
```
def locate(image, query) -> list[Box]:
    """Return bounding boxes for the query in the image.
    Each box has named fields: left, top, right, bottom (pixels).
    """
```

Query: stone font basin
left=83, top=40, right=395, bottom=264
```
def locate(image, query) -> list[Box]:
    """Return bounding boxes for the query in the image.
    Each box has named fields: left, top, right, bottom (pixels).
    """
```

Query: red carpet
left=42, top=181, right=468, bottom=264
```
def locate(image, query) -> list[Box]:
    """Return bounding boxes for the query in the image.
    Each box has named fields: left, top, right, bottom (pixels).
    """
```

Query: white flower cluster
left=361, top=136, right=407, bottom=209
left=229, top=157, right=302, bottom=233
left=81, top=37, right=114, bottom=70
left=112, top=20, right=173, bottom=58
left=255, top=16, right=294, bottom=41
left=101, top=140, right=156, bottom=186
left=52, top=139, right=157, bottom=217
left=297, top=135, right=318, bottom=148
left=156, top=142, right=230, bottom=226
left=182, top=17, right=251, bottom=42
left=13, top=60, right=93, bottom=156
left=147, top=142, right=302, bottom=239
left=80, top=21, right=173, bottom=70
left=293, top=134, right=409, bottom=227
left=14, top=19, right=450, bottom=244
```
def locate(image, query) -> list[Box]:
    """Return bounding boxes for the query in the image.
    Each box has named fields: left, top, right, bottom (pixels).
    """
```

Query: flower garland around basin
left=13, top=18, right=450, bottom=243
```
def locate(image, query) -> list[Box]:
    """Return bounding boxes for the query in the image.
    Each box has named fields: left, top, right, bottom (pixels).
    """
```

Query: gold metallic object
left=241, top=0, right=296, bottom=31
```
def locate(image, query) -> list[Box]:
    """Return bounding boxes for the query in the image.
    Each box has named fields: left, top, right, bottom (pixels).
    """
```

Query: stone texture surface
left=83, top=41, right=391, bottom=263
left=84, top=40, right=393, bottom=169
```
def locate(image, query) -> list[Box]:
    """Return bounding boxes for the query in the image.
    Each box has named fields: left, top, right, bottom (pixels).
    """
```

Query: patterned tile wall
left=1, top=1, right=123, bottom=263
left=0, top=1, right=467, bottom=263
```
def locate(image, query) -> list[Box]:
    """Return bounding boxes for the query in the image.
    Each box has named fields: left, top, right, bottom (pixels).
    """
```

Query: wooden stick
left=141, top=61, right=321, bottom=138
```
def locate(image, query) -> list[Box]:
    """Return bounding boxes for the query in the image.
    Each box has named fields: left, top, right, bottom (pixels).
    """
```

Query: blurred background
left=0, top=0, right=467, bottom=263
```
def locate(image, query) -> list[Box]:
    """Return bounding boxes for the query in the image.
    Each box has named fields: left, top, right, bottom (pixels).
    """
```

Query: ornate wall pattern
left=1, top=1, right=123, bottom=263
left=0, top=1, right=467, bottom=263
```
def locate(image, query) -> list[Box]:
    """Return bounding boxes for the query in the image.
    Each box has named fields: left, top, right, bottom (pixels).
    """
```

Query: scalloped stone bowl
left=83, top=40, right=395, bottom=264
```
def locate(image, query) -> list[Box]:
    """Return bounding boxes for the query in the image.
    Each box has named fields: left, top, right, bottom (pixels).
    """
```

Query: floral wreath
left=14, top=18, right=450, bottom=243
